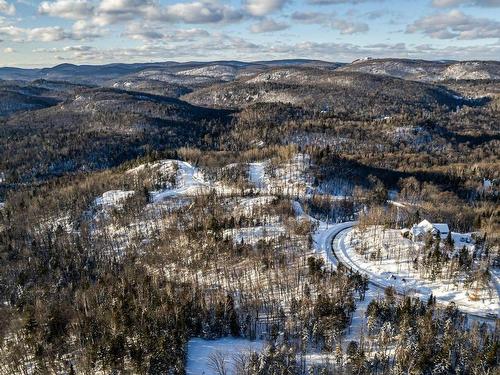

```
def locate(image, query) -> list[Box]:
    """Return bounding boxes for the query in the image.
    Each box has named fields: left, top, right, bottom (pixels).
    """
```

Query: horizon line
left=2, top=57, right=500, bottom=70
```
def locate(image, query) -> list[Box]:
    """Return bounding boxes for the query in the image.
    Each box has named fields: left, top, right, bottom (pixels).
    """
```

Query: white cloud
left=122, top=28, right=163, bottom=41
left=94, top=0, right=156, bottom=25
left=39, top=0, right=94, bottom=20
left=432, top=0, right=500, bottom=7
left=291, top=11, right=329, bottom=23
left=0, top=0, right=15, bottom=16
left=244, top=0, right=288, bottom=17
left=407, top=10, right=500, bottom=39
left=159, top=1, right=243, bottom=23
left=0, top=24, right=102, bottom=42
left=291, top=11, right=368, bottom=34
left=34, top=45, right=93, bottom=52
left=62, top=45, right=93, bottom=51
left=308, top=0, right=380, bottom=4
left=250, top=18, right=289, bottom=33
left=0, top=26, right=66, bottom=42
left=122, top=25, right=210, bottom=41
left=164, top=28, right=210, bottom=41
left=71, top=20, right=106, bottom=39
left=332, top=19, right=369, bottom=34
left=3, top=46, right=13, bottom=52
left=88, top=0, right=243, bottom=26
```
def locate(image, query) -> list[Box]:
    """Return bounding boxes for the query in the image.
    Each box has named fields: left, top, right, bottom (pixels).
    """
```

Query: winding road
left=321, top=222, right=498, bottom=324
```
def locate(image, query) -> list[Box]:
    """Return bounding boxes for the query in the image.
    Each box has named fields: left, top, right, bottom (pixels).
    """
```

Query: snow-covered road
left=292, top=200, right=357, bottom=266
left=313, top=221, right=357, bottom=267
left=331, top=227, right=498, bottom=323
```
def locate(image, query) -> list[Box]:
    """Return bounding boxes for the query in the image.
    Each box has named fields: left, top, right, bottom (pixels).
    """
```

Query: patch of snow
left=177, top=65, right=236, bottom=80
left=224, top=224, right=285, bottom=245
left=37, top=214, right=74, bottom=234
left=235, top=196, right=277, bottom=217
left=248, top=162, right=267, bottom=189
left=483, top=178, right=492, bottom=190
left=186, top=337, right=264, bottom=375
left=94, top=190, right=135, bottom=208
left=442, top=62, right=499, bottom=80
left=292, top=200, right=356, bottom=267
left=150, top=160, right=211, bottom=201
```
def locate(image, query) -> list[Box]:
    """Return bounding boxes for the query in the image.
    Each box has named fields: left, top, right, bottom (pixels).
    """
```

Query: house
left=407, top=219, right=450, bottom=241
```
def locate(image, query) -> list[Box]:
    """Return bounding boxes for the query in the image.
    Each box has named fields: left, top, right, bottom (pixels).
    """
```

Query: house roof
left=417, top=220, right=433, bottom=232
left=433, top=223, right=449, bottom=234
left=411, top=225, right=425, bottom=237
left=414, top=220, right=450, bottom=235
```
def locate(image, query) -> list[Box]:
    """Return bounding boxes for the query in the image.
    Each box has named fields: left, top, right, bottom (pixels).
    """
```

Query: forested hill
left=0, top=86, right=231, bottom=186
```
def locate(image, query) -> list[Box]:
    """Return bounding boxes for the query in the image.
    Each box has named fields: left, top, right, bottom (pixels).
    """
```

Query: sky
left=0, top=0, right=499, bottom=67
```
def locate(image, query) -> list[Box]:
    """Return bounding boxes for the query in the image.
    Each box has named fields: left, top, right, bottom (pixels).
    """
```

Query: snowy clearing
left=248, top=162, right=267, bottom=189
left=336, top=227, right=499, bottom=317
left=186, top=337, right=264, bottom=375
left=94, top=190, right=135, bottom=208
left=150, top=160, right=211, bottom=201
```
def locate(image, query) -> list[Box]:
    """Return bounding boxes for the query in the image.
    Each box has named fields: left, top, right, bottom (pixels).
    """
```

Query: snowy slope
left=94, top=190, right=135, bottom=208
left=177, top=65, right=237, bottom=81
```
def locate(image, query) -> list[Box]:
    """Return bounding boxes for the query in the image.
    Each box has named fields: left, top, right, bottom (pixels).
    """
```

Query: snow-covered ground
left=36, top=213, right=74, bottom=234
left=296, top=209, right=499, bottom=323
left=246, top=155, right=312, bottom=197
left=234, top=196, right=277, bottom=217
left=224, top=224, right=286, bottom=245
left=186, top=337, right=264, bottom=375
left=148, top=161, right=212, bottom=201
left=186, top=336, right=363, bottom=374
left=335, top=227, right=499, bottom=317
left=90, top=156, right=314, bottom=257
left=94, top=190, right=135, bottom=208
left=177, top=65, right=237, bottom=80
left=128, top=155, right=313, bottom=203
left=248, top=162, right=267, bottom=189
left=343, top=285, right=381, bottom=343
left=269, top=154, right=312, bottom=197
left=127, top=159, right=178, bottom=177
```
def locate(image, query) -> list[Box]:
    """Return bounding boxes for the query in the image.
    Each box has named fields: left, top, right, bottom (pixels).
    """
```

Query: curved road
left=325, top=223, right=498, bottom=324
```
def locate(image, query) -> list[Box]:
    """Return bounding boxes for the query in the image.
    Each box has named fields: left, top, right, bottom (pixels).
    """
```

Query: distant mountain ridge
left=338, top=58, right=500, bottom=82
left=1, top=58, right=498, bottom=85
left=0, top=59, right=341, bottom=84
left=182, top=67, right=477, bottom=116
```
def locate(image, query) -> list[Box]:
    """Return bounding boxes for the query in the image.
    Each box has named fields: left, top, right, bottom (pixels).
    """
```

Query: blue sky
left=0, top=0, right=499, bottom=67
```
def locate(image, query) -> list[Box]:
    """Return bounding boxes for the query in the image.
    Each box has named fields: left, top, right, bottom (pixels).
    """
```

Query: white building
left=408, top=219, right=450, bottom=241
